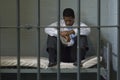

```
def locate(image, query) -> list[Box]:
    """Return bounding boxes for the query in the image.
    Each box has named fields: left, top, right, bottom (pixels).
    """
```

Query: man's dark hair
left=63, top=8, right=75, bottom=18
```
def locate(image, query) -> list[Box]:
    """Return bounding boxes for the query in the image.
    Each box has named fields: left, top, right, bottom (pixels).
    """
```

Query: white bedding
left=1, top=56, right=102, bottom=69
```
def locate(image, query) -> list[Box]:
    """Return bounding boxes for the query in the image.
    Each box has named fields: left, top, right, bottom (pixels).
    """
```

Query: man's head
left=63, top=8, right=75, bottom=26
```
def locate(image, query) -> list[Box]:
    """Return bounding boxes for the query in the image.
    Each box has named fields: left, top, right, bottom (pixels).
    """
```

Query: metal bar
left=77, top=0, right=81, bottom=80
left=36, top=0, right=41, bottom=80
left=0, top=25, right=119, bottom=28
left=97, top=0, right=101, bottom=80
left=57, top=0, right=61, bottom=80
left=117, top=26, right=120, bottom=80
left=0, top=25, right=1, bottom=80
left=0, top=68, right=105, bottom=73
left=106, top=43, right=110, bottom=80
left=117, top=0, right=120, bottom=80
left=16, top=0, right=21, bottom=80
left=0, top=30, right=1, bottom=80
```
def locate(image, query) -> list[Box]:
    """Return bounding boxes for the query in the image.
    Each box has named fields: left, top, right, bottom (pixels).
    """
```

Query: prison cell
left=0, top=0, right=120, bottom=80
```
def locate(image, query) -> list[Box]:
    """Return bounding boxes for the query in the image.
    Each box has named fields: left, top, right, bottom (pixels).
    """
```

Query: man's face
left=63, top=16, right=74, bottom=26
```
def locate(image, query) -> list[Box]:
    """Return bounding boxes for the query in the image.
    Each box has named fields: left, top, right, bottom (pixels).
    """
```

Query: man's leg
left=47, top=48, right=57, bottom=63
left=46, top=35, right=57, bottom=67
left=60, top=45, right=71, bottom=62
left=80, top=48, right=87, bottom=60
left=73, top=48, right=87, bottom=66
left=69, top=44, right=87, bottom=61
left=69, top=42, right=77, bottom=62
left=70, top=36, right=88, bottom=66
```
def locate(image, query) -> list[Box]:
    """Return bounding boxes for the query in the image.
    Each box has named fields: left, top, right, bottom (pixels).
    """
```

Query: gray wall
left=0, top=0, right=118, bottom=71
left=0, top=0, right=98, bottom=57
left=101, top=0, right=118, bottom=71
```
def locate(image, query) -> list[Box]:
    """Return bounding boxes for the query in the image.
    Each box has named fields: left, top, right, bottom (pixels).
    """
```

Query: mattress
left=0, top=56, right=102, bottom=69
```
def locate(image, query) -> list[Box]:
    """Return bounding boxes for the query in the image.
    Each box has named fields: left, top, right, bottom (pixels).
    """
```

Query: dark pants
left=46, top=35, right=89, bottom=63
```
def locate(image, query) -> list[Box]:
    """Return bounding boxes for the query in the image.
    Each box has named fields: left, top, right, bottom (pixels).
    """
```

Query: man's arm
left=60, top=30, right=75, bottom=36
left=73, top=22, right=91, bottom=36
left=44, top=22, right=58, bottom=37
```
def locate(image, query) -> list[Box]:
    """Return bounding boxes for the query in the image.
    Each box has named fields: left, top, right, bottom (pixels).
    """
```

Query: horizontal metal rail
left=0, top=26, right=119, bottom=28
left=0, top=68, right=106, bottom=73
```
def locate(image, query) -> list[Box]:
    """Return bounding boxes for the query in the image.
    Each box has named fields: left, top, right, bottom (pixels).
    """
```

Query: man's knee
left=47, top=35, right=57, bottom=50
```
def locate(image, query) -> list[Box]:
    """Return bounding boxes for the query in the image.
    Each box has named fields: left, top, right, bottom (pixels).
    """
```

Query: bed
left=0, top=55, right=108, bottom=80
left=0, top=42, right=110, bottom=80
left=0, top=54, right=110, bottom=80
left=0, top=55, right=105, bottom=73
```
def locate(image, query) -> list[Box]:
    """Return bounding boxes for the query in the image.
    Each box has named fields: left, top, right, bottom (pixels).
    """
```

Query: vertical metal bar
left=117, top=0, right=120, bottom=80
left=97, top=0, right=101, bottom=80
left=57, top=0, right=61, bottom=80
left=16, top=0, right=21, bottom=80
left=0, top=32, right=1, bottom=80
left=106, top=43, right=110, bottom=80
left=36, top=0, right=41, bottom=80
left=117, top=27, right=120, bottom=80
left=0, top=27, right=1, bottom=80
left=77, top=0, right=81, bottom=80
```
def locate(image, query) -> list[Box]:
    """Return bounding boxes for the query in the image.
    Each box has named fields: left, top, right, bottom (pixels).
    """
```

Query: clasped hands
left=60, top=31, right=70, bottom=42
left=60, top=30, right=75, bottom=42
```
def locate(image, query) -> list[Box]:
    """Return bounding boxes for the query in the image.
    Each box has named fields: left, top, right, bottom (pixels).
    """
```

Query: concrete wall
left=0, top=0, right=98, bottom=57
left=101, top=0, right=118, bottom=71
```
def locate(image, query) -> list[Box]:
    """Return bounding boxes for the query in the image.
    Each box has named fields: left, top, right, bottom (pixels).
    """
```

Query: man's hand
left=60, top=31, right=71, bottom=42
left=64, top=36, right=71, bottom=42
left=60, top=31, right=69, bottom=37
left=60, top=30, right=75, bottom=42
left=60, top=30, right=75, bottom=37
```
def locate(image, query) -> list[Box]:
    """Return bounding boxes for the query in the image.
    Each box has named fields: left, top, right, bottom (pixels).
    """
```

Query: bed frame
left=0, top=42, right=110, bottom=80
